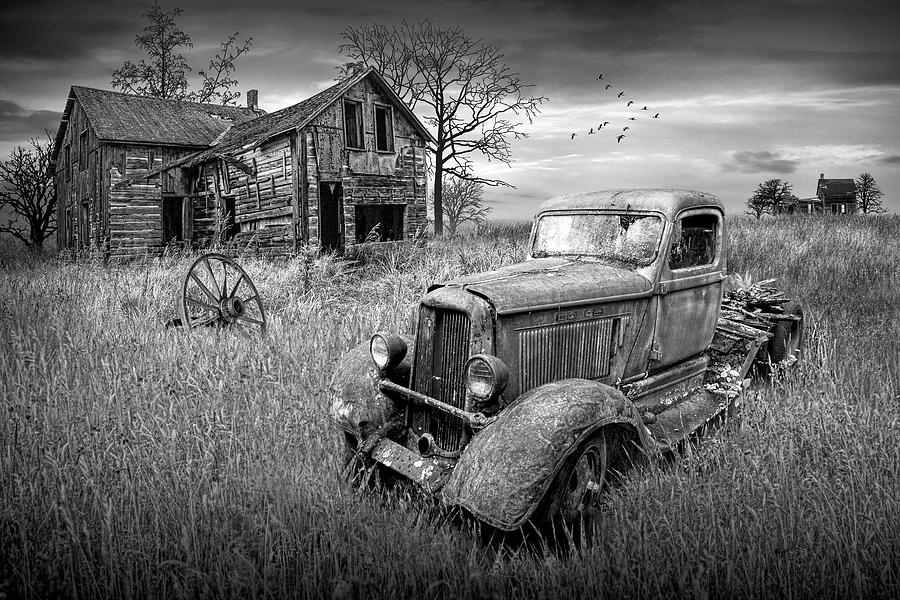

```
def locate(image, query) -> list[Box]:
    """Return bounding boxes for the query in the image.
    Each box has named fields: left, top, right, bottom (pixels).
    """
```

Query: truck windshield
left=532, top=213, right=663, bottom=267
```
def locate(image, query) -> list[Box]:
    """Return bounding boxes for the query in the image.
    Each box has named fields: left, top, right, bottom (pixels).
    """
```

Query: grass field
left=1, top=215, right=899, bottom=599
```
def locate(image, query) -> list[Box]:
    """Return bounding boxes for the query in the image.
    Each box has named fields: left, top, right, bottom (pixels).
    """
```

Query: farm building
left=52, top=68, right=431, bottom=258
left=775, top=174, right=858, bottom=215
left=51, top=87, right=262, bottom=256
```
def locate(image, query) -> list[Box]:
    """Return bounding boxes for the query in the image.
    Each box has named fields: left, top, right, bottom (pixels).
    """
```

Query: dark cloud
left=879, top=155, right=900, bottom=166
left=0, top=100, right=61, bottom=142
left=723, top=150, right=799, bottom=175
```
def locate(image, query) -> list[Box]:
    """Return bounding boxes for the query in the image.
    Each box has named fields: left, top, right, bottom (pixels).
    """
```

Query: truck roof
left=536, top=189, right=724, bottom=220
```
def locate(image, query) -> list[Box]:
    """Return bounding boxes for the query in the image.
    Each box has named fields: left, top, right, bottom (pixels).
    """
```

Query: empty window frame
left=344, top=99, right=364, bottom=150
left=668, top=213, right=719, bottom=270
left=374, top=104, right=394, bottom=152
left=64, top=144, right=71, bottom=180
left=79, top=130, right=88, bottom=171
left=354, top=204, right=405, bottom=243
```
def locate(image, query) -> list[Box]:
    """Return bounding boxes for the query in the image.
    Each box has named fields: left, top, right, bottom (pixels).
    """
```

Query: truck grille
left=518, top=316, right=626, bottom=392
left=410, top=307, right=471, bottom=452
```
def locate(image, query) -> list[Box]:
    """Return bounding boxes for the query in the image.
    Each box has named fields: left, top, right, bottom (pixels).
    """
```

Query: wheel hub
left=219, top=296, right=245, bottom=322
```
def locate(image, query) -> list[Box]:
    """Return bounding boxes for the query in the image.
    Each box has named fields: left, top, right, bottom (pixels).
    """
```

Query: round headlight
left=465, top=354, right=509, bottom=401
left=370, top=333, right=407, bottom=371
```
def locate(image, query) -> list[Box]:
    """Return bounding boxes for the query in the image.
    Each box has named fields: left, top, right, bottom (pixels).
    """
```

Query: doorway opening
left=319, top=182, right=343, bottom=252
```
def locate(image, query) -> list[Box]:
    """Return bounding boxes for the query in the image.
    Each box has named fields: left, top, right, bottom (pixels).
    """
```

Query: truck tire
left=766, top=300, right=804, bottom=363
left=536, top=428, right=609, bottom=542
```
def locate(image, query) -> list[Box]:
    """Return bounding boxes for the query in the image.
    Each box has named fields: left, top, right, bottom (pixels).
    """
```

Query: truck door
left=650, top=208, right=725, bottom=369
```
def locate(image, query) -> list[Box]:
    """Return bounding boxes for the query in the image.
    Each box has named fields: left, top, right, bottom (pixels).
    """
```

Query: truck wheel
left=539, top=429, right=609, bottom=538
left=767, top=300, right=804, bottom=363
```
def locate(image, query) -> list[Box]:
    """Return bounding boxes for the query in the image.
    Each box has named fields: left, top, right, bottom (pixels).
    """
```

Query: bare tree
left=339, top=20, right=546, bottom=235
left=746, top=179, right=796, bottom=219
left=0, top=136, right=56, bottom=248
left=855, top=172, right=886, bottom=214
left=112, top=3, right=251, bottom=106
left=191, top=33, right=253, bottom=105
left=441, top=177, right=490, bottom=235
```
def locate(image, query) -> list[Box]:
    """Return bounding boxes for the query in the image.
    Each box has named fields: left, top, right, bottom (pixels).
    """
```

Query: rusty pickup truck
left=330, top=189, right=803, bottom=532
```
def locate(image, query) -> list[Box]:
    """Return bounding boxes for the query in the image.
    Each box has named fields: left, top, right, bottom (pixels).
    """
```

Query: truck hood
left=431, top=258, right=652, bottom=314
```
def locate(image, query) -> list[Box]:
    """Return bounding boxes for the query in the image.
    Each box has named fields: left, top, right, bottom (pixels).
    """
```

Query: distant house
left=774, top=173, right=857, bottom=215
left=52, top=67, right=432, bottom=258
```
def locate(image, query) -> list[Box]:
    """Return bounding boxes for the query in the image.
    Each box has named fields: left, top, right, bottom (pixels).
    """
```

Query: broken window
left=79, top=130, right=88, bottom=171
left=374, top=104, right=394, bottom=152
left=668, top=214, right=718, bottom=270
left=344, top=99, right=364, bottom=150
left=355, top=204, right=405, bottom=243
left=532, top=213, right=663, bottom=267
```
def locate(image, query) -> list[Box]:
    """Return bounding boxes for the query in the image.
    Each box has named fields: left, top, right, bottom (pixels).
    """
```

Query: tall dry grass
left=1, top=216, right=898, bottom=599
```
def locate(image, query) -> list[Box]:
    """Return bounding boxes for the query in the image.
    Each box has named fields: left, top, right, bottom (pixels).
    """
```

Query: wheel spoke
left=234, top=314, right=264, bottom=326
left=190, top=272, right=220, bottom=303
left=185, top=296, right=218, bottom=312
left=229, top=272, right=245, bottom=298
left=204, top=258, right=220, bottom=294
left=189, top=313, right=220, bottom=328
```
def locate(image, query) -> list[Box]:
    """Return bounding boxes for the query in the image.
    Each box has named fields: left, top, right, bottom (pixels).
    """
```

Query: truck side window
left=669, top=214, right=718, bottom=269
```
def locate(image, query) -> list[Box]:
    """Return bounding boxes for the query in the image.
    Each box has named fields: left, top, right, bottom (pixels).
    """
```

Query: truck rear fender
left=441, top=378, right=651, bottom=531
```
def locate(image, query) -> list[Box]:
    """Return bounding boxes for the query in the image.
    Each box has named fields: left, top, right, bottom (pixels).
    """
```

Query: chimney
left=247, top=89, right=259, bottom=112
left=819, top=173, right=824, bottom=179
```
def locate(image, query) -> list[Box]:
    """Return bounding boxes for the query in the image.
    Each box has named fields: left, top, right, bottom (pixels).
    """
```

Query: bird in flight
left=617, top=91, right=625, bottom=98
left=628, top=117, right=636, bottom=120
left=653, top=113, right=660, bottom=118
left=623, top=126, right=630, bottom=131
left=617, top=134, right=626, bottom=143
left=589, top=128, right=595, bottom=134
left=605, top=84, right=612, bottom=90
left=598, top=73, right=603, bottom=80
left=571, top=133, right=577, bottom=139
left=642, top=106, right=648, bottom=110
left=626, top=100, right=634, bottom=107
left=603, top=121, right=610, bottom=126
left=597, top=123, right=604, bottom=129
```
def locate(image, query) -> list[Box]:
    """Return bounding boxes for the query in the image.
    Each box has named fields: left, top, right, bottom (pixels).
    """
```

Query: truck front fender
left=441, top=379, right=648, bottom=531
left=329, top=335, right=413, bottom=440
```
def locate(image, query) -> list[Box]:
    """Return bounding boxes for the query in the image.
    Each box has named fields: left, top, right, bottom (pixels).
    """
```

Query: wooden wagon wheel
left=179, top=253, right=266, bottom=333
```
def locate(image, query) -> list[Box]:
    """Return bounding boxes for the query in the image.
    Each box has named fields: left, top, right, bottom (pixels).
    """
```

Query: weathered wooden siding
left=55, top=98, right=102, bottom=255
left=106, top=144, right=195, bottom=258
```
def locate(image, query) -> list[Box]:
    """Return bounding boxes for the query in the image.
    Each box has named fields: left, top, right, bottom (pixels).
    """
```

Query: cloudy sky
left=2, top=0, right=899, bottom=218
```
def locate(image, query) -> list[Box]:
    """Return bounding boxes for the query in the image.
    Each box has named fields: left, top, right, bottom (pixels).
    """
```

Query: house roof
left=817, top=178, right=856, bottom=200
left=50, top=86, right=261, bottom=173
left=180, top=67, right=434, bottom=168
left=114, top=68, right=434, bottom=188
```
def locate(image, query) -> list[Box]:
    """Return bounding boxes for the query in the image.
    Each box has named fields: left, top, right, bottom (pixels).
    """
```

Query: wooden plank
left=235, top=205, right=293, bottom=224
left=298, top=129, right=308, bottom=244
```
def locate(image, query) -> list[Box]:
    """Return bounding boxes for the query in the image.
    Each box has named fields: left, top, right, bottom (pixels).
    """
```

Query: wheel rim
left=559, top=432, right=608, bottom=522
left=179, top=253, right=266, bottom=333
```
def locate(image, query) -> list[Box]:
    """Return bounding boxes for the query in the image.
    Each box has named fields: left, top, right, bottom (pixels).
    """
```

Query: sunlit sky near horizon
left=2, top=0, right=899, bottom=219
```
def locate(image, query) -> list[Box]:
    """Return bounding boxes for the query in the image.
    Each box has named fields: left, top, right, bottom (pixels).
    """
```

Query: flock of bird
left=569, top=73, right=660, bottom=143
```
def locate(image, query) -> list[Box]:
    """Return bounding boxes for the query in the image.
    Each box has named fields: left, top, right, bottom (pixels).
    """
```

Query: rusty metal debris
left=166, top=253, right=266, bottom=333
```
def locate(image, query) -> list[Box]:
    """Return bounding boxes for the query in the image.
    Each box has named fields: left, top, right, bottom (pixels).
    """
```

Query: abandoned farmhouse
left=51, top=68, right=431, bottom=258
left=776, top=174, right=858, bottom=215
